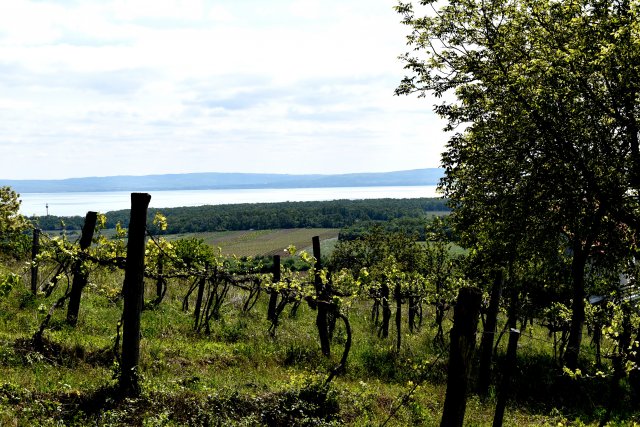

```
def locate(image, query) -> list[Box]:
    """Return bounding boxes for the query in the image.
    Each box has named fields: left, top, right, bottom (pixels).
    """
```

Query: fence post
left=395, top=282, right=402, bottom=352
left=492, top=328, right=520, bottom=427
left=66, top=211, right=98, bottom=326
left=156, top=255, right=164, bottom=300
left=380, top=281, right=391, bottom=338
left=120, top=193, right=151, bottom=396
left=478, top=269, right=504, bottom=396
left=194, top=274, right=207, bottom=330
left=30, top=228, right=40, bottom=294
left=267, top=255, right=280, bottom=321
left=440, top=286, right=482, bottom=427
left=313, top=236, right=331, bottom=357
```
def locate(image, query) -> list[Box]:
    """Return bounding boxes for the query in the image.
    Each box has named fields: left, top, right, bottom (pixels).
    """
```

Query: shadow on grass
left=1, top=379, right=342, bottom=426
left=11, top=336, right=115, bottom=368
left=487, top=352, right=638, bottom=423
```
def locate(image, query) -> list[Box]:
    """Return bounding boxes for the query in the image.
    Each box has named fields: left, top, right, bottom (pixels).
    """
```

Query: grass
left=163, top=228, right=340, bottom=258
left=56, top=228, right=341, bottom=259
left=0, top=259, right=639, bottom=425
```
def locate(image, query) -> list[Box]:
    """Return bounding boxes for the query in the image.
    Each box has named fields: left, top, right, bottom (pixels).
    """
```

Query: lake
left=18, top=185, right=441, bottom=217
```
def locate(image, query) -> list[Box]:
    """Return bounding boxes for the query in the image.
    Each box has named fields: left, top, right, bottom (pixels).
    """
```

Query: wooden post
left=66, top=212, right=98, bottom=326
left=120, top=193, right=151, bottom=396
left=395, top=282, right=402, bottom=352
left=408, top=294, right=416, bottom=333
left=629, top=330, right=640, bottom=404
left=267, top=255, right=280, bottom=321
left=379, top=282, right=391, bottom=338
left=30, top=228, right=40, bottom=294
left=440, top=287, right=482, bottom=427
left=492, top=328, right=520, bottom=427
left=156, top=255, right=164, bottom=300
left=478, top=269, right=504, bottom=396
left=194, top=275, right=206, bottom=330
left=313, top=236, right=331, bottom=357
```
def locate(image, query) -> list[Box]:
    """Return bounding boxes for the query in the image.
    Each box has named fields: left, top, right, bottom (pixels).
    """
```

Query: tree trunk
left=564, top=247, right=588, bottom=370
left=492, top=289, right=520, bottom=427
left=477, top=269, right=504, bottom=396
left=440, top=287, right=482, bottom=427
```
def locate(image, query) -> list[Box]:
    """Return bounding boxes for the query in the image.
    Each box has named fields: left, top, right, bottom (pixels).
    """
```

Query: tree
left=0, top=186, right=30, bottom=257
left=396, top=0, right=640, bottom=368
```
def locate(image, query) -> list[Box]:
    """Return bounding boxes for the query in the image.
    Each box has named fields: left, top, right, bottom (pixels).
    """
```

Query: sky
left=0, top=0, right=447, bottom=180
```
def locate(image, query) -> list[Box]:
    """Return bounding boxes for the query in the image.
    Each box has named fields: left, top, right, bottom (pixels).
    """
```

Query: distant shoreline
left=19, top=185, right=442, bottom=217
left=3, top=168, right=444, bottom=194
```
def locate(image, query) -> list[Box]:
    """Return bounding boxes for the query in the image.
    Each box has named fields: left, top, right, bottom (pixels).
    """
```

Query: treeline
left=31, top=198, right=449, bottom=234
left=338, top=216, right=454, bottom=241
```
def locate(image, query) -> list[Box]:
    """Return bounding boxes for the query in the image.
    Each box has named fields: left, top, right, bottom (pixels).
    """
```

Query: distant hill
left=1, top=168, right=444, bottom=193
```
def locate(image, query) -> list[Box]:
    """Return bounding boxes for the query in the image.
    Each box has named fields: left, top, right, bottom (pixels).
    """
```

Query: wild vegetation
left=0, top=185, right=639, bottom=425
left=30, top=198, right=449, bottom=234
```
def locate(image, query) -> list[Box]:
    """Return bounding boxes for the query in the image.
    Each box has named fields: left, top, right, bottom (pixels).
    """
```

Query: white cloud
left=0, top=0, right=446, bottom=180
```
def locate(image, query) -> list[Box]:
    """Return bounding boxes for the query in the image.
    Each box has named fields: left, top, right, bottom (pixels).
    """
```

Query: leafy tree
left=396, top=0, right=640, bottom=368
left=0, top=186, right=30, bottom=257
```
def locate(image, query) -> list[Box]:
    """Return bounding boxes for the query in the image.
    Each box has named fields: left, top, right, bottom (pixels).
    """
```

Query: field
left=1, top=253, right=637, bottom=426
left=51, top=228, right=340, bottom=259
left=163, top=228, right=340, bottom=258
left=5, top=220, right=639, bottom=426
left=0, top=265, right=587, bottom=426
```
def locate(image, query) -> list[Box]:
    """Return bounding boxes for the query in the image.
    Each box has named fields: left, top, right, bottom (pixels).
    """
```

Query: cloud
left=0, top=0, right=446, bottom=180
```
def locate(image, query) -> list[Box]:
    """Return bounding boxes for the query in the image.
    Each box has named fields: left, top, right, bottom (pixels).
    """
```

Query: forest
left=30, top=198, right=449, bottom=235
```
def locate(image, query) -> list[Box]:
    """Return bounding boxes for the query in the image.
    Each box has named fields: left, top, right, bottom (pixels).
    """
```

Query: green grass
left=0, top=260, right=638, bottom=425
left=53, top=228, right=341, bottom=259
left=165, top=228, right=340, bottom=258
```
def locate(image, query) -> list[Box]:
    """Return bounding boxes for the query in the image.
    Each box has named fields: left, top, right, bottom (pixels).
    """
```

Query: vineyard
left=2, top=0, right=639, bottom=423
left=0, top=191, right=638, bottom=425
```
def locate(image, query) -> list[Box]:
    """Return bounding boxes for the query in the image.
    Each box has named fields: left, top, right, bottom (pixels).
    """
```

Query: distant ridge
left=1, top=168, right=444, bottom=193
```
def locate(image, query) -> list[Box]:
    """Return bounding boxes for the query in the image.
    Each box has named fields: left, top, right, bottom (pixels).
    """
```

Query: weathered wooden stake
left=313, top=236, right=331, bottom=357
left=155, top=255, right=165, bottom=301
left=66, top=211, right=98, bottom=326
left=478, top=269, right=504, bottom=396
left=379, top=282, right=391, bottom=338
left=408, top=295, right=416, bottom=333
left=120, top=193, right=151, bottom=396
left=194, top=275, right=206, bottom=330
left=440, top=286, right=482, bottom=427
left=492, top=328, right=520, bottom=427
left=395, top=282, right=402, bottom=352
left=30, top=228, right=40, bottom=294
left=267, top=255, right=280, bottom=321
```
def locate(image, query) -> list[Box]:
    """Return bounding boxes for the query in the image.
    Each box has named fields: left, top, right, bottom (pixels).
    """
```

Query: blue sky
left=0, top=0, right=447, bottom=179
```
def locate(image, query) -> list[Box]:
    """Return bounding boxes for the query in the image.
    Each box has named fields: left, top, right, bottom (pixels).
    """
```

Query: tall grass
left=0, top=260, right=636, bottom=425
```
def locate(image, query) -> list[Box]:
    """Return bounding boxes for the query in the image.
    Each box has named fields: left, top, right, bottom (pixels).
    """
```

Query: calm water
left=19, top=186, right=441, bottom=217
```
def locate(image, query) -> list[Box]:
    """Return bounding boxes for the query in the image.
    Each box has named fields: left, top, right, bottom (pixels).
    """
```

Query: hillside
left=1, top=168, right=444, bottom=193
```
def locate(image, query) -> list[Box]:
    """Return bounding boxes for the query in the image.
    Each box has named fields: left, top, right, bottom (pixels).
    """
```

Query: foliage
left=338, top=214, right=452, bottom=242
left=1, top=224, right=640, bottom=424
left=0, top=187, right=30, bottom=258
left=0, top=272, right=20, bottom=298
left=4, top=204, right=640, bottom=424
left=396, top=0, right=640, bottom=369
left=31, top=198, right=449, bottom=233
